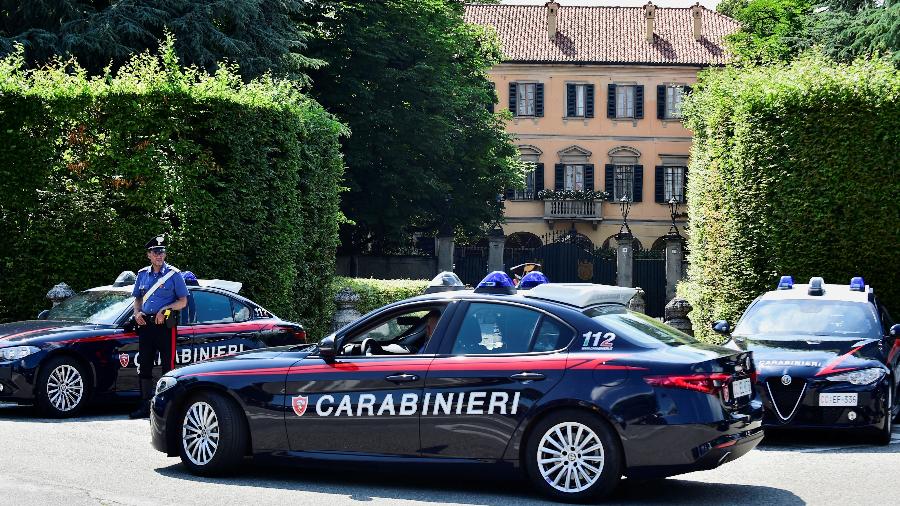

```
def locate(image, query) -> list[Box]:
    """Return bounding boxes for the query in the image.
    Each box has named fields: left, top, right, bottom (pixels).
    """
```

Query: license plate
left=819, top=393, right=858, bottom=407
left=732, top=378, right=752, bottom=399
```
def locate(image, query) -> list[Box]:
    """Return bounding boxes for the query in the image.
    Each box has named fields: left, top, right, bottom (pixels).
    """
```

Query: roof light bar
left=474, top=271, right=516, bottom=295
left=808, top=277, right=825, bottom=296
left=849, top=276, right=865, bottom=292
left=519, top=271, right=549, bottom=290
left=424, top=271, right=466, bottom=294
left=776, top=275, right=793, bottom=290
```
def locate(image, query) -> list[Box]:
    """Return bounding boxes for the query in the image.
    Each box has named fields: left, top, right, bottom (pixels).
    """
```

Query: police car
left=0, top=272, right=306, bottom=417
left=151, top=272, right=763, bottom=502
left=717, top=276, right=899, bottom=444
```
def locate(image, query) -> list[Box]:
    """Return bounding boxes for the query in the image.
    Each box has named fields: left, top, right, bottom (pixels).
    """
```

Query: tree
left=301, top=0, right=524, bottom=253
left=0, top=0, right=319, bottom=80
left=723, top=0, right=814, bottom=64
left=811, top=2, right=900, bottom=65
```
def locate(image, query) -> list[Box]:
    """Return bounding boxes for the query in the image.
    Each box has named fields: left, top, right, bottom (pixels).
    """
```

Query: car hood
left=169, top=345, right=317, bottom=379
left=0, top=320, right=114, bottom=346
left=735, top=335, right=884, bottom=377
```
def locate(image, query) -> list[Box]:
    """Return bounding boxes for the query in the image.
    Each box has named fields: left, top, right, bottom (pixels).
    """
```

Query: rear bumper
left=626, top=426, right=764, bottom=479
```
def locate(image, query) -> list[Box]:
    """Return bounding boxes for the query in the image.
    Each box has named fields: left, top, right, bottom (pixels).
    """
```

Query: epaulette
left=138, top=266, right=151, bottom=273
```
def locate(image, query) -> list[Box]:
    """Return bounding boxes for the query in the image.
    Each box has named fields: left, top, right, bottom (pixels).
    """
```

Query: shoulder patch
left=167, top=264, right=181, bottom=273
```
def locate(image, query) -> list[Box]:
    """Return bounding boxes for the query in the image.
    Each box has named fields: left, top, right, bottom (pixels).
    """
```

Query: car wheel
left=35, top=356, right=91, bottom=418
left=178, top=392, right=248, bottom=476
left=873, top=386, right=892, bottom=446
left=524, top=409, right=623, bottom=502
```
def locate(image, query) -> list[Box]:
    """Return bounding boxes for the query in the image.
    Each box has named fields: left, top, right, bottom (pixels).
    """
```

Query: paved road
left=1, top=405, right=898, bottom=505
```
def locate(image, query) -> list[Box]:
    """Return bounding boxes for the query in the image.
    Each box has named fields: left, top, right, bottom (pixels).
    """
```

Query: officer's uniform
left=130, top=236, right=188, bottom=418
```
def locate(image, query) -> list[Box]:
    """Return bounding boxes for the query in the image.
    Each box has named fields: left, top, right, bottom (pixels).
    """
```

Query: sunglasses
left=149, top=250, right=166, bottom=256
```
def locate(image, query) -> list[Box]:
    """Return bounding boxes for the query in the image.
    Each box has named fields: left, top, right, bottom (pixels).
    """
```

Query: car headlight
left=825, top=367, right=886, bottom=386
left=155, top=376, right=178, bottom=395
left=0, top=346, right=41, bottom=361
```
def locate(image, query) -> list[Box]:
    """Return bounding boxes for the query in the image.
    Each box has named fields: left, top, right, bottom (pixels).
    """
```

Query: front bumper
left=0, top=357, right=41, bottom=403
left=150, top=383, right=183, bottom=455
left=759, top=376, right=890, bottom=429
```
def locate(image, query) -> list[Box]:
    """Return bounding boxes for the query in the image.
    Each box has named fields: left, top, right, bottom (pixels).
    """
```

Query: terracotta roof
left=463, top=3, right=739, bottom=66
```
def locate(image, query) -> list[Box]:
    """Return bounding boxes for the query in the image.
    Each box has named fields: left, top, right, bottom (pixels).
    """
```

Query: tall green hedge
left=681, top=53, right=900, bottom=341
left=0, top=42, right=346, bottom=334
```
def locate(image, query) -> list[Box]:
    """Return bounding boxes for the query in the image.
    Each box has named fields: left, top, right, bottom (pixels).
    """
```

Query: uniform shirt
left=132, top=263, right=189, bottom=315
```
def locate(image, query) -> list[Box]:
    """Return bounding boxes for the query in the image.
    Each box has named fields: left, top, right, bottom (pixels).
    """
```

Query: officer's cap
left=145, top=235, right=167, bottom=252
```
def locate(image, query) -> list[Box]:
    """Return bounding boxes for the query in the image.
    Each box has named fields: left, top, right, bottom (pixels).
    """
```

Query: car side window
left=880, top=305, right=894, bottom=335
left=180, top=293, right=194, bottom=325
left=192, top=291, right=235, bottom=325
left=533, top=317, right=574, bottom=352
left=340, top=306, right=446, bottom=356
left=232, top=300, right=251, bottom=323
left=450, top=303, right=542, bottom=355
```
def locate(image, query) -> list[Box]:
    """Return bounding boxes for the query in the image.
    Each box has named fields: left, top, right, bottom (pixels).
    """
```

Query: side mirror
left=891, top=324, right=900, bottom=337
left=318, top=334, right=337, bottom=362
left=712, top=320, right=731, bottom=335
left=37, top=309, right=49, bottom=320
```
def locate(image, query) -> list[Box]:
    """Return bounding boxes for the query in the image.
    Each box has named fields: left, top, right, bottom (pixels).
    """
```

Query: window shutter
left=508, top=83, right=517, bottom=116
left=488, top=82, right=496, bottom=114
left=535, top=83, right=544, bottom=117
left=605, top=164, right=615, bottom=197
left=657, top=85, right=666, bottom=119
left=534, top=163, right=545, bottom=199
left=554, top=164, right=564, bottom=190
left=655, top=166, right=665, bottom=203
left=566, top=84, right=576, bottom=117
left=682, top=165, right=688, bottom=203
left=607, top=84, right=616, bottom=118
left=684, top=85, right=693, bottom=96
left=635, top=85, right=644, bottom=119
left=584, top=164, right=594, bottom=191
left=585, top=84, right=595, bottom=118
left=633, top=165, right=644, bottom=202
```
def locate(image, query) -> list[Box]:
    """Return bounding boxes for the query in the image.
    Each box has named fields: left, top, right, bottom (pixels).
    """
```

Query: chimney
left=691, top=2, right=703, bottom=41
left=545, top=1, right=560, bottom=41
left=644, top=2, right=656, bottom=43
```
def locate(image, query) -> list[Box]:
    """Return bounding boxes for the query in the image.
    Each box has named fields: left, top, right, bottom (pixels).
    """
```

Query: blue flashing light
left=181, top=271, right=200, bottom=286
left=519, top=271, right=549, bottom=290
left=474, top=271, right=517, bottom=295
left=776, top=275, right=794, bottom=290
left=808, top=277, right=825, bottom=296
left=424, top=271, right=466, bottom=294
left=849, top=276, right=865, bottom=292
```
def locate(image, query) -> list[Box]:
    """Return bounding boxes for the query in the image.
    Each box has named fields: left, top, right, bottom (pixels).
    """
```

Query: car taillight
left=644, top=373, right=732, bottom=396
left=294, top=329, right=307, bottom=342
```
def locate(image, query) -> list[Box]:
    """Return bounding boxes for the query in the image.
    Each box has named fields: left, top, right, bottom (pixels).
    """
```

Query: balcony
left=543, top=199, right=603, bottom=229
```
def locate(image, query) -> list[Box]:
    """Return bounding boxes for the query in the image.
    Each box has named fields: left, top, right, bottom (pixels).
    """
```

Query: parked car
left=151, top=273, right=762, bottom=502
left=717, top=276, right=899, bottom=444
left=0, top=273, right=305, bottom=417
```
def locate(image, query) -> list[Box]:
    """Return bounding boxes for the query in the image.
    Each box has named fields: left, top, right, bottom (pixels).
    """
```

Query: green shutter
left=633, top=165, right=644, bottom=202
left=585, top=84, right=595, bottom=118
left=635, top=85, right=644, bottom=119
left=554, top=164, right=564, bottom=190
left=534, top=163, right=544, bottom=198
left=535, top=83, right=544, bottom=117
left=566, top=84, right=576, bottom=117
left=607, top=84, right=616, bottom=118
left=657, top=85, right=666, bottom=119
left=655, top=166, right=665, bottom=203
left=584, top=164, right=594, bottom=191
left=508, top=83, right=517, bottom=116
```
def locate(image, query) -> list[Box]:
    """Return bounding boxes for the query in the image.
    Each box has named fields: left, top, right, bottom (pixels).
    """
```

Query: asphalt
left=0, top=404, right=898, bottom=505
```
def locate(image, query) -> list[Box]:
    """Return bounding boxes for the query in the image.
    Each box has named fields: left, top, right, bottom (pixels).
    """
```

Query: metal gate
left=634, top=249, right=666, bottom=317
left=528, top=230, right=616, bottom=285
left=453, top=246, right=487, bottom=286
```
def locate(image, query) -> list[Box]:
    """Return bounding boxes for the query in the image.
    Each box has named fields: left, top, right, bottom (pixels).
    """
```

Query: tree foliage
left=0, top=0, right=319, bottom=80
left=300, top=0, right=525, bottom=253
left=721, top=0, right=813, bottom=64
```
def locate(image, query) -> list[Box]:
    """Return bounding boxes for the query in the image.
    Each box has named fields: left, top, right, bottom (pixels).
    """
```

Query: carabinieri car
left=0, top=273, right=305, bottom=418
left=717, top=276, right=899, bottom=444
left=151, top=273, right=763, bottom=502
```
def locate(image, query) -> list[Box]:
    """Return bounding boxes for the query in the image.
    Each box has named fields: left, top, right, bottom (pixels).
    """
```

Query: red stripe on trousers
left=170, top=326, right=176, bottom=370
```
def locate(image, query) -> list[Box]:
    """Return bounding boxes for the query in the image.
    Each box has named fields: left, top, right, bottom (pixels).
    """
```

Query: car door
left=186, top=290, right=266, bottom=364
left=115, top=307, right=193, bottom=394
left=420, top=301, right=572, bottom=459
left=284, top=302, right=453, bottom=456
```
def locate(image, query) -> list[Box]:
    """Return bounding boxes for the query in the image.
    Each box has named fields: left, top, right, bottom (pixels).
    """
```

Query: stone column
left=664, top=297, right=694, bottom=336
left=664, top=234, right=684, bottom=302
left=615, top=233, right=634, bottom=287
left=331, top=287, right=362, bottom=332
left=628, top=287, right=646, bottom=314
left=487, top=228, right=505, bottom=273
left=435, top=235, right=455, bottom=273
left=47, top=283, right=75, bottom=307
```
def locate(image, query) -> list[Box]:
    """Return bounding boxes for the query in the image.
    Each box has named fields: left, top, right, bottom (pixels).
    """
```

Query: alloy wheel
left=182, top=401, right=220, bottom=466
left=537, top=421, right=605, bottom=494
left=46, top=364, right=84, bottom=412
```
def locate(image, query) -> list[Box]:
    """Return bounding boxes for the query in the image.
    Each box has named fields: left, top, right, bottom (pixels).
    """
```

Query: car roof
left=758, top=283, right=872, bottom=304
left=399, top=283, right=636, bottom=311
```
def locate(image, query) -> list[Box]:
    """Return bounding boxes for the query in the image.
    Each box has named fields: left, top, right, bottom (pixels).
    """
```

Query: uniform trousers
left=137, top=315, right=175, bottom=379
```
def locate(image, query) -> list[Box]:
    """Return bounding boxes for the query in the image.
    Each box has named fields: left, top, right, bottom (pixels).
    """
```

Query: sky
left=500, top=1, right=722, bottom=9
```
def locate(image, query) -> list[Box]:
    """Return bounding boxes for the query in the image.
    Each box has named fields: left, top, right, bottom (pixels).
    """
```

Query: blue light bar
left=777, top=275, right=793, bottom=290
left=519, top=271, right=549, bottom=290
left=808, top=277, right=825, bottom=296
left=181, top=271, right=199, bottom=286
left=474, top=271, right=517, bottom=295
left=849, top=276, right=865, bottom=292
left=424, top=271, right=466, bottom=294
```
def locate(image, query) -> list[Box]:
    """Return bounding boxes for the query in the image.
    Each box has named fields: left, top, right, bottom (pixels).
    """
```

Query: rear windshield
left=733, top=299, right=880, bottom=339
left=45, top=291, right=132, bottom=325
left=583, top=305, right=699, bottom=347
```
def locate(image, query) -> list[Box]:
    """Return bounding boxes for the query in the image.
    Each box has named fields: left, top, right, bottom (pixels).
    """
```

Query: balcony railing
left=543, top=198, right=603, bottom=228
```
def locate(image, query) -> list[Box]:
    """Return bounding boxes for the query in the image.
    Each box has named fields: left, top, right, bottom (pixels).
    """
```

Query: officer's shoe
left=129, top=402, right=149, bottom=419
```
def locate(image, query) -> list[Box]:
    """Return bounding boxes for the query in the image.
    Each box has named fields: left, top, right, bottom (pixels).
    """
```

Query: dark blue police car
left=151, top=272, right=763, bottom=502
left=717, top=276, right=899, bottom=444
left=0, top=273, right=305, bottom=417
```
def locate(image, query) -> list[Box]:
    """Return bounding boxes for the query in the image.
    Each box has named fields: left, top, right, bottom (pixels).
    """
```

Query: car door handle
left=385, top=373, right=419, bottom=383
left=509, top=372, right=545, bottom=382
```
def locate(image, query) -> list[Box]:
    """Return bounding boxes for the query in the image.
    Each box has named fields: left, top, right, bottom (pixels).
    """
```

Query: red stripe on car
left=815, top=345, right=865, bottom=377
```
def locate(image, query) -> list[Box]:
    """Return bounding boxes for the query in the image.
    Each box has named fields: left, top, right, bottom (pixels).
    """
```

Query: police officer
left=129, top=235, right=188, bottom=419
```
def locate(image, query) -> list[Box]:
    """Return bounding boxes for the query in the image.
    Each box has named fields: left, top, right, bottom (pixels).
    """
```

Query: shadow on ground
left=0, top=403, right=134, bottom=423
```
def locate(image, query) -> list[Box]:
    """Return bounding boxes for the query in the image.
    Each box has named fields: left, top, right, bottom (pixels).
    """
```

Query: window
left=614, top=165, right=634, bottom=201
left=517, top=83, right=536, bottom=116
left=533, top=317, right=574, bottom=352
left=565, top=165, right=584, bottom=191
left=342, top=306, right=444, bottom=355
left=513, top=169, right=535, bottom=200
left=575, top=85, right=586, bottom=116
left=616, top=85, right=635, bottom=118
left=450, top=303, right=541, bottom=355
left=733, top=300, right=881, bottom=339
left=665, top=85, right=685, bottom=119
left=584, top=305, right=699, bottom=348
left=192, top=291, right=235, bottom=324
left=232, top=300, right=251, bottom=323
left=664, top=166, right=685, bottom=202
left=44, top=291, right=133, bottom=325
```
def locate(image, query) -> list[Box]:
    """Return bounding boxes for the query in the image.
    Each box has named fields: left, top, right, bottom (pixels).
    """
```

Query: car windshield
left=733, top=300, right=881, bottom=339
left=44, top=290, right=133, bottom=325
left=583, top=305, right=699, bottom=347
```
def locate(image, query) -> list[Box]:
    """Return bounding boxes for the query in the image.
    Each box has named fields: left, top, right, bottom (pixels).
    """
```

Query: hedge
left=0, top=40, right=346, bottom=333
left=681, top=53, right=900, bottom=341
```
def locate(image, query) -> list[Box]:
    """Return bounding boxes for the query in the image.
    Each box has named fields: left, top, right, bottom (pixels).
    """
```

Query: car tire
left=524, top=409, right=623, bottom=502
left=178, top=392, right=248, bottom=476
left=873, top=386, right=893, bottom=446
left=35, top=356, right=91, bottom=418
